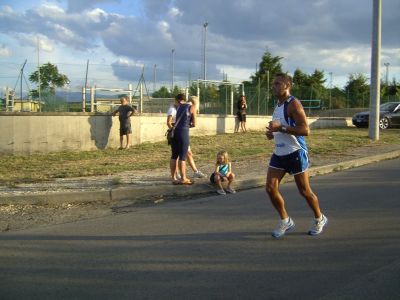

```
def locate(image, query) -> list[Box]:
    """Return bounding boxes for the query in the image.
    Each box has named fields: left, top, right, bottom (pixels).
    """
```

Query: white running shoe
left=217, top=189, right=226, bottom=195
left=226, top=187, right=236, bottom=194
left=194, top=170, right=206, bottom=178
left=308, top=214, right=328, bottom=236
left=272, top=217, right=295, bottom=238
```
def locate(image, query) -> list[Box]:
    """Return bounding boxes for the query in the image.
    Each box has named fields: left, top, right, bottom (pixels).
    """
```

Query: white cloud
left=34, top=3, right=65, bottom=18
left=215, top=64, right=254, bottom=83
left=114, top=57, right=145, bottom=68
left=0, top=5, right=13, bottom=13
left=16, top=34, right=54, bottom=52
left=53, top=24, right=77, bottom=41
left=157, top=20, right=173, bottom=42
left=168, top=7, right=183, bottom=18
left=0, top=44, right=11, bottom=56
left=87, top=8, right=108, bottom=23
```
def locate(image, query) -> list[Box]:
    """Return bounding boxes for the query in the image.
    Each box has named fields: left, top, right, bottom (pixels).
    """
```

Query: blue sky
left=0, top=0, right=399, bottom=96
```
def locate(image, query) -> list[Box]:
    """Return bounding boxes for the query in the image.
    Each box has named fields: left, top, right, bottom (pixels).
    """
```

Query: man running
left=266, top=73, right=328, bottom=238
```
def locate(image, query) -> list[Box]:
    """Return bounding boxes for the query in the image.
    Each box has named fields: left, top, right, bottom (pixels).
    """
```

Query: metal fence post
left=90, top=86, right=95, bottom=112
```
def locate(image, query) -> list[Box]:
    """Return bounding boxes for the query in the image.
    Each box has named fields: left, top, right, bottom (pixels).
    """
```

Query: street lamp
left=329, top=72, right=333, bottom=114
left=153, top=64, right=157, bottom=93
left=171, top=49, right=175, bottom=92
left=202, top=22, right=208, bottom=81
left=384, top=62, right=390, bottom=85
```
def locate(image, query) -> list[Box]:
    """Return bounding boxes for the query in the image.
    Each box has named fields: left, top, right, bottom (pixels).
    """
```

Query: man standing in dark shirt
left=112, top=95, right=134, bottom=149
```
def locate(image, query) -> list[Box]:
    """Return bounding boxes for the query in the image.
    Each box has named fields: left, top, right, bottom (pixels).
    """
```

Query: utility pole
left=369, top=0, right=381, bottom=141
left=37, top=37, right=41, bottom=112
left=266, top=70, right=270, bottom=115
left=20, top=60, right=27, bottom=102
left=83, top=60, right=89, bottom=112
left=384, top=62, right=390, bottom=85
left=171, top=49, right=175, bottom=92
left=329, top=72, right=333, bottom=116
left=153, top=64, right=157, bottom=93
left=203, top=22, right=208, bottom=81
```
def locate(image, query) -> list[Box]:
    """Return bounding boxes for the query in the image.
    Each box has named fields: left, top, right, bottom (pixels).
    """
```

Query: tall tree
left=29, top=62, right=70, bottom=97
left=344, top=73, right=370, bottom=107
left=292, top=68, right=309, bottom=100
left=293, top=68, right=308, bottom=87
left=152, top=86, right=172, bottom=98
left=382, top=78, right=400, bottom=101
left=292, top=69, right=327, bottom=101
left=251, top=50, right=283, bottom=88
left=307, top=69, right=327, bottom=100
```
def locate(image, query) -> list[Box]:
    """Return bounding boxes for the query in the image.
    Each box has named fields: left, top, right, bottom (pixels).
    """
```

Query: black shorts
left=237, top=112, right=246, bottom=122
left=210, top=173, right=227, bottom=184
left=120, top=122, right=132, bottom=135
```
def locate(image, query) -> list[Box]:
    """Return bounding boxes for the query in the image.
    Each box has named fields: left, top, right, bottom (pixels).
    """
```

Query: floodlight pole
left=203, top=22, right=208, bottom=81
left=37, top=37, right=41, bottom=112
left=383, top=62, right=390, bottom=85
left=153, top=64, right=157, bottom=93
left=266, top=70, right=270, bottom=115
left=369, top=0, right=381, bottom=141
left=20, top=59, right=27, bottom=102
left=171, top=49, right=175, bottom=92
left=329, top=72, right=333, bottom=116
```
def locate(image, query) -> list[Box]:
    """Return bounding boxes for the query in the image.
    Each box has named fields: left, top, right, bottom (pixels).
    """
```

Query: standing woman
left=170, top=93, right=196, bottom=185
left=236, top=95, right=247, bottom=133
left=167, top=96, right=205, bottom=181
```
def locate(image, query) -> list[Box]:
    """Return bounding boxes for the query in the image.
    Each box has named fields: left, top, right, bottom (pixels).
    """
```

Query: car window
left=380, top=102, right=399, bottom=111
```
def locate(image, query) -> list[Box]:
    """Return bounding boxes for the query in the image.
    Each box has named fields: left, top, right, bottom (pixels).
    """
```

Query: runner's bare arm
left=286, top=99, right=310, bottom=136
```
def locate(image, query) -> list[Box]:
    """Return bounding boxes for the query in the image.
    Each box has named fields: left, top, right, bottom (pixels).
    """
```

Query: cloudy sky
left=0, top=0, right=399, bottom=95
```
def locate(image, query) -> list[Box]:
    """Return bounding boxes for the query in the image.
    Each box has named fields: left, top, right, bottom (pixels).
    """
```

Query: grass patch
left=0, top=128, right=399, bottom=185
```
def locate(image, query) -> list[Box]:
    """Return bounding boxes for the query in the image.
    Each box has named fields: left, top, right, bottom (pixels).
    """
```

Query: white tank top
left=271, top=96, right=307, bottom=156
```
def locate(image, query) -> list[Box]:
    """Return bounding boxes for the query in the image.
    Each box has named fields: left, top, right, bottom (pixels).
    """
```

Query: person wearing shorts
left=112, top=95, right=134, bottom=149
left=236, top=95, right=247, bottom=133
left=167, top=96, right=205, bottom=181
left=265, top=73, right=328, bottom=238
left=170, top=93, right=197, bottom=185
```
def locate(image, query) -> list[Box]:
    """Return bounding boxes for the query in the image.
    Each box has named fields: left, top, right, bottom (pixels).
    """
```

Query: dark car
left=352, top=102, right=400, bottom=129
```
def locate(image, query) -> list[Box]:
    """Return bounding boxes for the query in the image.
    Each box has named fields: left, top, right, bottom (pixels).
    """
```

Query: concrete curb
left=1, top=150, right=400, bottom=206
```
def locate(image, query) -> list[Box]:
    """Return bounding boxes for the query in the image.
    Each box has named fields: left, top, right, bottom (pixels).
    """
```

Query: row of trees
left=246, top=50, right=400, bottom=109
left=151, top=50, right=399, bottom=113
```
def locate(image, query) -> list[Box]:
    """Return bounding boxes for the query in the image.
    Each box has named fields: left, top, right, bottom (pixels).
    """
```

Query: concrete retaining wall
left=0, top=112, right=352, bottom=154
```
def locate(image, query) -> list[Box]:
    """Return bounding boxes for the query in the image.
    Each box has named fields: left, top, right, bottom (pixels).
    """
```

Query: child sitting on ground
left=210, top=150, right=236, bottom=195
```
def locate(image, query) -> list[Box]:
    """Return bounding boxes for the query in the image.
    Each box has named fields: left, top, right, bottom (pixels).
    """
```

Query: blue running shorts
left=269, top=149, right=309, bottom=175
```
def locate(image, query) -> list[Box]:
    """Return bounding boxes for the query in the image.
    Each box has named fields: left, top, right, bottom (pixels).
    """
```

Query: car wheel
left=379, top=117, right=390, bottom=129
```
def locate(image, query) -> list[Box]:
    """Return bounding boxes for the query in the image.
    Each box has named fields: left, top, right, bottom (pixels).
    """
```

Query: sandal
left=178, top=179, right=194, bottom=185
left=180, top=179, right=194, bottom=185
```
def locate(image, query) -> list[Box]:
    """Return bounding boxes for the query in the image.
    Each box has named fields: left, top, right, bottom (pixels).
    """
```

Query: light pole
left=329, top=72, right=333, bottom=115
left=202, top=22, right=208, bottom=81
left=171, top=49, right=175, bottom=92
left=384, top=62, right=390, bottom=85
left=369, top=0, right=381, bottom=141
left=266, top=70, right=270, bottom=115
left=153, top=64, right=157, bottom=93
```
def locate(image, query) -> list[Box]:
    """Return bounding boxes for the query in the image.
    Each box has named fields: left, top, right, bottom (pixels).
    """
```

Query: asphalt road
left=1, top=158, right=399, bottom=300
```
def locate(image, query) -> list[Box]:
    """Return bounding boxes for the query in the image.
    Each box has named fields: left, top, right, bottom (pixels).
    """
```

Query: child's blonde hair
left=216, top=150, right=229, bottom=165
left=188, top=96, right=198, bottom=106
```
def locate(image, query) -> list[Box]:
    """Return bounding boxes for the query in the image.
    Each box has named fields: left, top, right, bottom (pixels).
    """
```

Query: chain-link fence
left=2, top=60, right=399, bottom=116
left=3, top=85, right=399, bottom=118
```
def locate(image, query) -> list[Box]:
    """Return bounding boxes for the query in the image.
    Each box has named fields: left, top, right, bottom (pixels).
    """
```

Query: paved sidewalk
left=1, top=147, right=400, bottom=206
